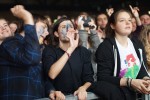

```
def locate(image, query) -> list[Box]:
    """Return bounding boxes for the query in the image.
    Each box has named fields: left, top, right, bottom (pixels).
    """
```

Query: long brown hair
left=105, top=9, right=133, bottom=38
left=139, top=25, right=150, bottom=67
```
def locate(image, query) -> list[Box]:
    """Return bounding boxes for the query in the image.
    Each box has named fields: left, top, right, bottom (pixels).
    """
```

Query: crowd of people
left=0, top=4, right=150, bottom=100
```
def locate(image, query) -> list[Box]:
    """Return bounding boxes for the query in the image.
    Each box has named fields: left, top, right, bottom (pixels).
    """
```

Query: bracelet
left=126, top=78, right=129, bottom=87
left=126, top=78, right=133, bottom=88
left=129, top=79, right=133, bottom=88
left=128, top=78, right=131, bottom=87
left=65, top=51, right=70, bottom=58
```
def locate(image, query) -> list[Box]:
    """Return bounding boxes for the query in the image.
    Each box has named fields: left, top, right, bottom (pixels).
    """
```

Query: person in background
left=139, top=25, right=150, bottom=73
left=42, top=17, right=94, bottom=100
left=33, top=14, right=56, bottom=97
left=106, top=8, right=114, bottom=17
left=77, top=13, right=100, bottom=81
left=95, top=8, right=114, bottom=41
left=140, top=13, right=150, bottom=25
left=129, top=5, right=143, bottom=38
left=0, top=5, right=44, bottom=100
left=33, top=14, right=49, bottom=46
left=91, top=9, right=150, bottom=100
left=9, top=20, right=18, bottom=35
left=45, top=15, right=53, bottom=27
left=96, top=12, right=108, bottom=40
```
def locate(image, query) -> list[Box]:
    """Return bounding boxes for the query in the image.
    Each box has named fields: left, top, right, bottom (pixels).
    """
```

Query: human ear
left=110, top=23, right=115, bottom=29
left=54, top=31, right=59, bottom=37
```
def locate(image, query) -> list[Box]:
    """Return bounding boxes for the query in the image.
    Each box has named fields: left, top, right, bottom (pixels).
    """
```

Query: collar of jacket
left=106, top=37, right=148, bottom=77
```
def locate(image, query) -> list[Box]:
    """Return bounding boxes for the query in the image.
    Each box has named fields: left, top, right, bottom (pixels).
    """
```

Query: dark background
left=0, top=0, right=149, bottom=21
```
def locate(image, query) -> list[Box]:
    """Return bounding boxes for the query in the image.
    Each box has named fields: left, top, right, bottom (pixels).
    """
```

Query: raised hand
left=88, top=19, right=97, bottom=30
left=77, top=16, right=84, bottom=30
left=106, top=8, right=114, bottom=17
left=10, top=5, right=34, bottom=25
left=129, top=5, right=140, bottom=18
left=66, top=28, right=79, bottom=52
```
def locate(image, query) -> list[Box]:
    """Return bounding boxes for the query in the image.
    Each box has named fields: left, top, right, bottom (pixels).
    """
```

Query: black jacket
left=95, top=37, right=149, bottom=86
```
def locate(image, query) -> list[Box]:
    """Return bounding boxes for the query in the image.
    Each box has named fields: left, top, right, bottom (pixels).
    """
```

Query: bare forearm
left=48, top=46, right=75, bottom=79
left=24, top=14, right=34, bottom=25
left=48, top=52, right=69, bottom=79
left=135, top=17, right=142, bottom=26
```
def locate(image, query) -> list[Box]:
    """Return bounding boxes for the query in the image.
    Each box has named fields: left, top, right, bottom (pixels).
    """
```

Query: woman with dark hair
left=91, top=9, right=150, bottom=100
left=42, top=17, right=94, bottom=100
left=96, top=12, right=109, bottom=41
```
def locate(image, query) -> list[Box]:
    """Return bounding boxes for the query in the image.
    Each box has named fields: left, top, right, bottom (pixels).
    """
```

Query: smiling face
left=111, top=11, right=132, bottom=37
left=0, top=19, right=12, bottom=44
left=35, top=21, right=48, bottom=39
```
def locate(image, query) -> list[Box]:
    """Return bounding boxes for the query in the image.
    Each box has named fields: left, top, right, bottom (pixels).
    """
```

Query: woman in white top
left=91, top=9, right=150, bottom=100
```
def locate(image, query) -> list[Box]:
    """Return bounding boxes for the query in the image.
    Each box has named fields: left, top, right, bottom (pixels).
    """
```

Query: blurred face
left=57, top=20, right=74, bottom=42
left=97, top=14, right=108, bottom=29
left=0, top=19, right=12, bottom=43
left=140, top=14, right=150, bottom=25
left=131, top=18, right=137, bottom=32
left=112, top=12, right=132, bottom=36
left=36, top=21, right=48, bottom=39
left=9, top=23, right=17, bottom=34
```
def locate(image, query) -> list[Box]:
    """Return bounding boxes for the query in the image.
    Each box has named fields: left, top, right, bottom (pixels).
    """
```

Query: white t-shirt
left=116, top=38, right=141, bottom=79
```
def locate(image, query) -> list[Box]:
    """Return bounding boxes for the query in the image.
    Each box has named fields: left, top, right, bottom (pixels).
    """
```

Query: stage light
left=148, top=11, right=150, bottom=15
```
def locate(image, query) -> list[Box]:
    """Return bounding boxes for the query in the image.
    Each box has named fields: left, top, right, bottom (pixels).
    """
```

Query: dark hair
left=96, top=12, right=109, bottom=30
left=33, top=14, right=48, bottom=25
left=140, top=13, right=149, bottom=18
left=96, top=12, right=109, bottom=21
left=15, top=19, right=23, bottom=34
left=15, top=14, right=50, bottom=35
left=105, top=9, right=132, bottom=38
left=9, top=20, right=18, bottom=25
left=79, top=12, right=89, bottom=16
left=43, top=33, right=53, bottom=46
left=0, top=17, right=6, bottom=20
left=33, top=13, right=50, bottom=32
left=50, top=17, right=75, bottom=47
